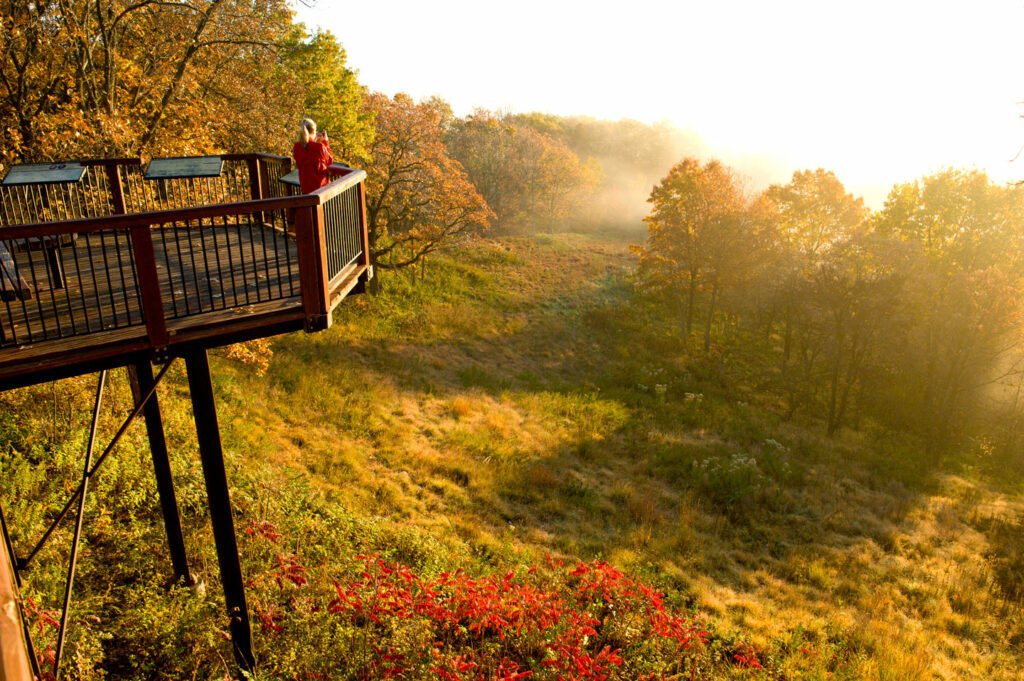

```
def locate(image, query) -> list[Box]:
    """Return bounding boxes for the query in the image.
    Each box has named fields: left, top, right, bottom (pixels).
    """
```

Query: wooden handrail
left=0, top=159, right=368, bottom=347
left=311, top=169, right=367, bottom=204
left=0, top=194, right=320, bottom=240
left=75, top=157, right=143, bottom=167
left=129, top=226, right=169, bottom=351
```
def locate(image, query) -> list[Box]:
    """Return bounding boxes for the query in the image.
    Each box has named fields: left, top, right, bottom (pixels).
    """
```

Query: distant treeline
left=6, top=2, right=1022, bottom=454
left=635, top=160, right=1024, bottom=453
left=1, top=1, right=699, bottom=270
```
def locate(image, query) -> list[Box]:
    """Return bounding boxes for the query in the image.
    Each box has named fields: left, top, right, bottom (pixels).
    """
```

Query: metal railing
left=0, top=157, right=368, bottom=353
left=0, top=154, right=294, bottom=225
left=321, top=179, right=365, bottom=282
left=151, top=207, right=299, bottom=321
left=0, top=230, right=143, bottom=346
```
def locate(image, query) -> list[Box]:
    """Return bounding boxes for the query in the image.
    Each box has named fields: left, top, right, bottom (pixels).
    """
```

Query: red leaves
left=732, top=643, right=765, bottom=670
left=273, top=553, right=308, bottom=589
left=246, top=523, right=768, bottom=679
left=246, top=519, right=282, bottom=543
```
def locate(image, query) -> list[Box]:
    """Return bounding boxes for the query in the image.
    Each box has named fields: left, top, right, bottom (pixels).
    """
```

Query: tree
left=766, top=169, right=869, bottom=258
left=873, top=170, right=1024, bottom=451
left=634, top=158, right=746, bottom=344
left=283, top=28, right=373, bottom=162
left=763, top=170, right=869, bottom=380
left=360, top=93, right=494, bottom=287
left=446, top=109, right=599, bottom=233
left=0, top=0, right=321, bottom=167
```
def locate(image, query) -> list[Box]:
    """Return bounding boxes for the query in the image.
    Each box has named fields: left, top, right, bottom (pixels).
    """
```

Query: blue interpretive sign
left=145, top=156, right=223, bottom=180
left=278, top=169, right=301, bottom=187
left=2, top=162, right=87, bottom=186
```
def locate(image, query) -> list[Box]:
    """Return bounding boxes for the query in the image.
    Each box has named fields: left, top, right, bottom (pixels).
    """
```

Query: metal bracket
left=304, top=314, right=328, bottom=333
left=150, top=345, right=169, bottom=364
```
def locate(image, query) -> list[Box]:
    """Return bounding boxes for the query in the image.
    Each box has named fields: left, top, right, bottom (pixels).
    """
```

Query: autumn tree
left=446, top=109, right=599, bottom=233
left=634, top=158, right=747, bottom=345
left=0, top=0, right=359, bottom=168
left=283, top=28, right=373, bottom=162
left=360, top=93, right=494, bottom=287
left=872, top=170, right=1024, bottom=450
left=762, top=170, right=870, bottom=379
left=515, top=114, right=707, bottom=229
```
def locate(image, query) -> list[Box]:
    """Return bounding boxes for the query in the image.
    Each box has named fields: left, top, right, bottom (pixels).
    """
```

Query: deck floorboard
left=0, top=221, right=299, bottom=348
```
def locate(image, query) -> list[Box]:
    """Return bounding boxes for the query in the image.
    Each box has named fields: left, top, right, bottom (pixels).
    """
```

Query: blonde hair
left=298, top=118, right=316, bottom=147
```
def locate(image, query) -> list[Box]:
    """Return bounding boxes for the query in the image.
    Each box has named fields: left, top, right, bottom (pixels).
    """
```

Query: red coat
left=292, top=138, right=334, bottom=193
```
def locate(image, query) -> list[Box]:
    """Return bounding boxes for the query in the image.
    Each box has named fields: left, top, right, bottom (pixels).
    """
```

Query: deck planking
left=0, top=220, right=300, bottom=348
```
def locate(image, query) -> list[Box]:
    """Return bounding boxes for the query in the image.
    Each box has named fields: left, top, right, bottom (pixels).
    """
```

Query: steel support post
left=183, top=350, right=255, bottom=672
left=128, top=361, right=192, bottom=585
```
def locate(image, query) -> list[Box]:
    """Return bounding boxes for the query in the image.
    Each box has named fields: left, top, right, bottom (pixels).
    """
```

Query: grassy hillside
left=2, top=232, right=1023, bottom=679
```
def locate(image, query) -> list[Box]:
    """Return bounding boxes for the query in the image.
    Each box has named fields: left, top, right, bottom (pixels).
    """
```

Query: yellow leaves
left=224, top=339, right=274, bottom=376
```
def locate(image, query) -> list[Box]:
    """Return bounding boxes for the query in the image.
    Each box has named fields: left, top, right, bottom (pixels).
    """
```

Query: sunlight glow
left=293, top=0, right=1024, bottom=206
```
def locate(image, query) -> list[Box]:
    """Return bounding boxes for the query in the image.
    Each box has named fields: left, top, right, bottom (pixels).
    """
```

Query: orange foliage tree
left=634, top=159, right=749, bottom=343
left=359, top=93, right=494, bottom=285
left=0, top=0, right=368, bottom=169
left=446, top=109, right=599, bottom=233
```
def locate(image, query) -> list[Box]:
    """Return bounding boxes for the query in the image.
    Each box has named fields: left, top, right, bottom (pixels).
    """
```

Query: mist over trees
left=635, top=160, right=1024, bottom=453
left=4, top=3, right=1023, bottom=457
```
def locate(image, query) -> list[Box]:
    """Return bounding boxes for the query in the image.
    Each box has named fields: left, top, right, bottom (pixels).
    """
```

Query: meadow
left=2, top=231, right=1023, bottom=679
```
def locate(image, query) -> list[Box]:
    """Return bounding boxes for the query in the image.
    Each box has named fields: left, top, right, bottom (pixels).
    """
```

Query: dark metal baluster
left=71, top=173, right=89, bottom=219
left=97, top=230, right=121, bottom=326
left=185, top=219, right=204, bottom=312
left=172, top=220, right=192, bottom=316
left=38, top=242, right=65, bottom=338
left=207, top=216, right=225, bottom=310
left=113, top=230, right=134, bottom=327
left=271, top=209, right=285, bottom=298
left=124, top=230, right=140, bottom=325
left=22, top=248, right=47, bottom=340
left=158, top=227, right=181, bottom=319
left=69, top=237, right=92, bottom=334
left=221, top=215, right=241, bottom=308
left=83, top=232, right=105, bottom=329
left=236, top=215, right=251, bottom=305
left=247, top=213, right=262, bottom=302
left=258, top=208, right=272, bottom=300
left=0, top=240, right=23, bottom=344
left=198, top=218, right=215, bottom=312
left=12, top=187, right=27, bottom=225
left=9, top=246, right=32, bottom=343
left=84, top=169, right=101, bottom=218
left=0, top=188, right=11, bottom=225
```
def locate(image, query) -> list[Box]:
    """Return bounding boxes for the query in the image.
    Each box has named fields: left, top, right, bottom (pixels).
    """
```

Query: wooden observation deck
left=0, top=154, right=371, bottom=389
left=0, top=153, right=371, bottom=678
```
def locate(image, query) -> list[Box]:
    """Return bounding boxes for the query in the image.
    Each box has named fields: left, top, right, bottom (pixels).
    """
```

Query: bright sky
left=292, top=0, right=1024, bottom=207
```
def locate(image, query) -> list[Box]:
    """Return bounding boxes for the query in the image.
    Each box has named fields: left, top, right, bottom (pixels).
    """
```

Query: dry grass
left=5, top=232, right=1024, bottom=678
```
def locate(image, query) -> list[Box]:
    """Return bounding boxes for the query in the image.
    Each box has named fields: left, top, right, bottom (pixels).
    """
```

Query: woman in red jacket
left=292, top=118, right=334, bottom=193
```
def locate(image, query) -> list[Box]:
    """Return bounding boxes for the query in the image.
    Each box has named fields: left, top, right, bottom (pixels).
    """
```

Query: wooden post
left=257, top=159, right=271, bottom=200
left=184, top=350, right=255, bottom=673
left=294, top=204, right=329, bottom=331
left=130, top=225, right=169, bottom=354
left=104, top=164, right=128, bottom=215
left=246, top=158, right=265, bottom=229
left=245, top=159, right=262, bottom=202
left=128, top=361, right=192, bottom=585
left=354, top=181, right=373, bottom=294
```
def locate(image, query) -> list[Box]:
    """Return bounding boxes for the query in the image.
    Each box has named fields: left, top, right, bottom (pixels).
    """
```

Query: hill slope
left=2, top=232, right=1022, bottom=679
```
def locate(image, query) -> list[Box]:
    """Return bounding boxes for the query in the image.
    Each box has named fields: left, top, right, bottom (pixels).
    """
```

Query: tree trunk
left=703, top=281, right=718, bottom=353
left=685, top=268, right=697, bottom=344
left=826, top=314, right=844, bottom=437
left=781, top=305, right=793, bottom=373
